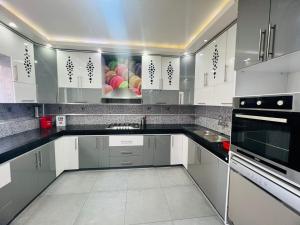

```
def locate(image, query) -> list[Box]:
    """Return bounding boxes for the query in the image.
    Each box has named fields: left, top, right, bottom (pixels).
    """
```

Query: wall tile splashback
left=195, top=105, right=232, bottom=136
left=0, top=103, right=232, bottom=138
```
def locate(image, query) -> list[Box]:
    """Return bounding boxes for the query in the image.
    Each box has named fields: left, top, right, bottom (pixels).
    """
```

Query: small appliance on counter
left=56, top=115, right=66, bottom=127
left=39, top=116, right=53, bottom=129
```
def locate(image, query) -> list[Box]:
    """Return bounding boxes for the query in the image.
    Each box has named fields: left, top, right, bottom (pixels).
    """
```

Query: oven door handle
left=235, top=114, right=287, bottom=123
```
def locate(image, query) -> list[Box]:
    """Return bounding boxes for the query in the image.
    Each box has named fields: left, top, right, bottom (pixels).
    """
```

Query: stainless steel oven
left=231, top=94, right=300, bottom=185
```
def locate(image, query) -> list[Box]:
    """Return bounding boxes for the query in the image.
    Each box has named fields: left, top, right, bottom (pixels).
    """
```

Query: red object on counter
left=39, top=116, right=53, bottom=129
left=222, top=140, right=230, bottom=152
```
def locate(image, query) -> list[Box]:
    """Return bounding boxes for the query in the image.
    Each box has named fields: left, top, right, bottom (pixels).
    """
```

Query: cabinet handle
left=204, top=73, right=208, bottom=86
left=198, top=147, right=201, bottom=163
left=224, top=65, right=228, bottom=82
left=38, top=151, right=42, bottom=168
left=171, top=136, right=174, bottom=148
left=75, top=138, right=78, bottom=151
left=148, top=138, right=150, bottom=149
left=35, top=153, right=38, bottom=169
left=258, top=29, right=266, bottom=61
left=267, top=24, right=276, bottom=59
left=13, top=65, right=19, bottom=81
left=197, top=102, right=206, bottom=105
left=121, top=151, right=133, bottom=155
left=21, top=100, right=35, bottom=103
left=121, top=162, right=132, bottom=165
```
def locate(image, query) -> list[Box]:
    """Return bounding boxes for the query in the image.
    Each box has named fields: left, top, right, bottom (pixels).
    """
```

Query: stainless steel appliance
left=231, top=94, right=300, bottom=185
left=106, top=123, right=140, bottom=130
left=228, top=94, right=300, bottom=225
left=228, top=154, right=300, bottom=225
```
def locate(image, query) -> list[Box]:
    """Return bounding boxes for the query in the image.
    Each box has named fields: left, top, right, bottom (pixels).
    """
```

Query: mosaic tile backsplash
left=0, top=103, right=233, bottom=138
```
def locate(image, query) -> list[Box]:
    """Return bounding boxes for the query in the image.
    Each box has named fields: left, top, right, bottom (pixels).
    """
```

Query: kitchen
left=0, top=0, right=299, bottom=225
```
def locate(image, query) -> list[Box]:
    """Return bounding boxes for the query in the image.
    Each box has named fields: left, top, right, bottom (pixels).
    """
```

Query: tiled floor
left=11, top=167, right=224, bottom=225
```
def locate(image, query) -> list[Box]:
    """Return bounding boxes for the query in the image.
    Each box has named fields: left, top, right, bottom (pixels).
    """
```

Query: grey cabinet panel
left=187, top=139, right=201, bottom=184
left=143, top=136, right=154, bottom=165
left=109, top=146, right=143, bottom=157
left=97, top=136, right=109, bottom=168
left=36, top=142, right=56, bottom=191
left=269, top=0, right=300, bottom=59
left=79, top=136, right=99, bottom=168
left=0, top=171, right=16, bottom=225
left=215, top=159, right=228, bottom=219
left=153, top=135, right=171, bottom=166
left=34, top=45, right=58, bottom=103
left=142, top=90, right=179, bottom=104
left=109, top=155, right=143, bottom=167
left=10, top=150, right=39, bottom=214
left=235, top=0, right=270, bottom=70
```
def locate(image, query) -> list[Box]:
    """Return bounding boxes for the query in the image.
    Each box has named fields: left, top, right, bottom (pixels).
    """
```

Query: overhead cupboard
left=142, top=55, right=180, bottom=90
left=194, top=24, right=236, bottom=106
left=0, top=25, right=37, bottom=103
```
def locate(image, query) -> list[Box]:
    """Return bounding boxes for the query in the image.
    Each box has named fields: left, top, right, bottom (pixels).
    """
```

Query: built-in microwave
left=231, top=94, right=300, bottom=186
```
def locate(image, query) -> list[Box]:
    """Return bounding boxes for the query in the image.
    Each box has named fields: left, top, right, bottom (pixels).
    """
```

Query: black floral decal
left=212, top=44, right=219, bottom=79
left=66, top=56, right=74, bottom=82
left=86, top=57, right=95, bottom=83
left=166, top=61, right=174, bottom=85
left=148, top=60, right=155, bottom=85
left=24, top=46, right=32, bottom=77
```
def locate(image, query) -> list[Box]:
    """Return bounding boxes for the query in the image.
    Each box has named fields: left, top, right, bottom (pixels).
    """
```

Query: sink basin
left=193, top=129, right=228, bottom=143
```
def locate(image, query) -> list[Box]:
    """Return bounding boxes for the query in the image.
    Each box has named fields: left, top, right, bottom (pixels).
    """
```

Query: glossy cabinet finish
left=194, top=26, right=236, bottom=106
left=57, top=51, right=102, bottom=89
left=170, top=135, right=183, bottom=165
left=0, top=24, right=37, bottom=103
left=78, top=136, right=109, bottom=168
left=142, top=55, right=162, bottom=90
left=235, top=0, right=270, bottom=70
left=143, top=136, right=154, bottom=165
left=162, top=57, right=180, bottom=90
left=187, top=139, right=228, bottom=219
left=153, top=135, right=171, bottom=166
left=269, top=0, right=300, bottom=59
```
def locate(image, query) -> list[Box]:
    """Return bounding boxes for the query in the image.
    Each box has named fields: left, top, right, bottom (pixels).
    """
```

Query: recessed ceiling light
left=184, top=52, right=188, bottom=55
left=8, top=22, right=17, bottom=28
left=46, top=43, right=52, bottom=48
left=97, top=49, right=102, bottom=53
left=243, top=58, right=251, bottom=62
left=204, top=39, right=208, bottom=42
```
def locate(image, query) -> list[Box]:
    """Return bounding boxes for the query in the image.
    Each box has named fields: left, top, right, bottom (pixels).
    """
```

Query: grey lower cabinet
left=0, top=141, right=56, bottom=225
left=152, top=135, right=171, bottom=166
left=187, top=139, right=228, bottom=219
left=78, top=136, right=109, bottom=169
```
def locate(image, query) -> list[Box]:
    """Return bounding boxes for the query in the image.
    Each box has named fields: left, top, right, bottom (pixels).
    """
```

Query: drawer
left=109, top=135, right=143, bottom=146
left=109, top=155, right=143, bottom=167
left=110, top=146, right=143, bottom=157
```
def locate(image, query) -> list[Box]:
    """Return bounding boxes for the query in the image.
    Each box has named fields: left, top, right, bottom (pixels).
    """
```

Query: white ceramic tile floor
left=11, top=167, right=224, bottom=225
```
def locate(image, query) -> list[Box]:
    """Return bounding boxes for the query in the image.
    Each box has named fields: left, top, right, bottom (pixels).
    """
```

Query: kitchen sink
left=193, top=129, right=228, bottom=143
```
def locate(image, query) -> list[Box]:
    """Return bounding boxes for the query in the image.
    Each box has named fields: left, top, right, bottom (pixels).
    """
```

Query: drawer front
left=110, top=146, right=143, bottom=157
left=109, top=155, right=143, bottom=167
left=109, top=135, right=144, bottom=146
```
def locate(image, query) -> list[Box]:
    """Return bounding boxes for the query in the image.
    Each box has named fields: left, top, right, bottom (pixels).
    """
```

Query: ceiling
left=0, top=0, right=237, bottom=54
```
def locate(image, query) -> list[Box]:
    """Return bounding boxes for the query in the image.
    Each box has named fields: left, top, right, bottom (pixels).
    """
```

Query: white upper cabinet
left=142, top=55, right=162, bottom=89
left=142, top=55, right=180, bottom=90
left=194, top=25, right=237, bottom=106
left=162, top=57, right=180, bottom=90
left=0, top=25, right=36, bottom=85
left=57, top=50, right=102, bottom=89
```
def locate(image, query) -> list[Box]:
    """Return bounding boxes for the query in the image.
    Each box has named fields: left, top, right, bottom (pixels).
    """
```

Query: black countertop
left=0, top=124, right=229, bottom=164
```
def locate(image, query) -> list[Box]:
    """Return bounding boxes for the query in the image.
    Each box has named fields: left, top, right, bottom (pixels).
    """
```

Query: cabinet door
left=10, top=150, right=39, bottom=213
left=269, top=0, right=300, bottom=59
left=66, top=137, right=79, bottom=170
left=170, top=135, right=183, bottom=165
left=97, top=136, right=109, bottom=168
left=215, top=159, right=228, bottom=219
left=216, top=25, right=237, bottom=106
left=57, top=50, right=80, bottom=88
left=207, top=32, right=227, bottom=87
left=78, top=136, right=99, bottom=168
left=0, top=25, right=36, bottom=85
left=37, top=142, right=56, bottom=191
left=187, top=139, right=201, bottom=184
left=13, top=82, right=37, bottom=103
left=235, top=0, right=270, bottom=70
left=78, top=53, right=102, bottom=89
left=143, top=136, right=154, bottom=165
left=162, top=57, right=180, bottom=90
left=142, top=55, right=162, bottom=89
left=153, top=135, right=171, bottom=166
